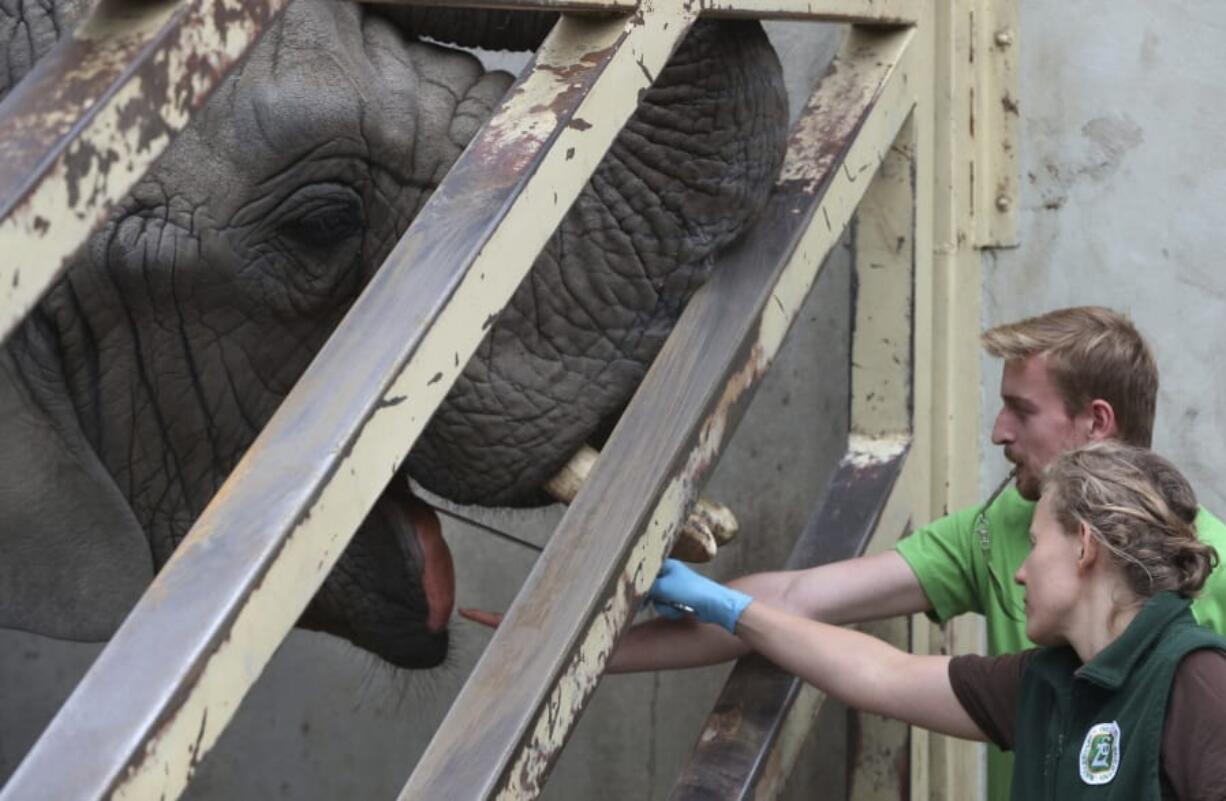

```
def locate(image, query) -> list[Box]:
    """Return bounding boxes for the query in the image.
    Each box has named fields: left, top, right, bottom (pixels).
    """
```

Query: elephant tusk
left=544, top=444, right=738, bottom=563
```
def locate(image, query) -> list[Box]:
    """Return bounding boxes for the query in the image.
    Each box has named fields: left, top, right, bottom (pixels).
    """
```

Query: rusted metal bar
left=397, top=25, right=917, bottom=801
left=670, top=63, right=921, bottom=797
left=365, top=0, right=917, bottom=26
left=670, top=440, right=911, bottom=801
left=362, top=0, right=635, bottom=12
left=0, top=0, right=293, bottom=346
left=0, top=10, right=697, bottom=801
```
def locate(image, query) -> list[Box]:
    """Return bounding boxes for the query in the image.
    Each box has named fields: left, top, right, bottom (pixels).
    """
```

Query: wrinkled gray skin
left=0, top=0, right=787, bottom=668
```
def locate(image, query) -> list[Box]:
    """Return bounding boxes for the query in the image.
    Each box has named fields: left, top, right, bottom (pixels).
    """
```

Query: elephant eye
left=274, top=186, right=364, bottom=248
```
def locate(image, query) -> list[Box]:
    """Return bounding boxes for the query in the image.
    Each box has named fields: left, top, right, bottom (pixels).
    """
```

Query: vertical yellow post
left=847, top=112, right=920, bottom=801
left=922, top=0, right=1003, bottom=799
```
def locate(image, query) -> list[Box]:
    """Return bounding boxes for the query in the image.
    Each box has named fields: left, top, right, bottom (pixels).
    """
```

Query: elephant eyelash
left=279, top=202, right=364, bottom=244
left=267, top=184, right=366, bottom=246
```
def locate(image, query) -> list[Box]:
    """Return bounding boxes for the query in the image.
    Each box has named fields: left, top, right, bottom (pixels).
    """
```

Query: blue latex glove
left=647, top=558, right=752, bottom=633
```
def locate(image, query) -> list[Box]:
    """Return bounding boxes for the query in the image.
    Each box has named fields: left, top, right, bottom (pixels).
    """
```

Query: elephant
left=0, top=0, right=788, bottom=669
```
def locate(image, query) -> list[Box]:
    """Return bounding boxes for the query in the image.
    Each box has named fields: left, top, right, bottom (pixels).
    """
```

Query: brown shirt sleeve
left=947, top=650, right=1035, bottom=750
left=1161, top=649, right=1226, bottom=801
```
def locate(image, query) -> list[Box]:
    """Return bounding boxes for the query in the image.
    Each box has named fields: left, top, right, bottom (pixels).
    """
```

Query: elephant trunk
left=365, top=6, right=563, bottom=52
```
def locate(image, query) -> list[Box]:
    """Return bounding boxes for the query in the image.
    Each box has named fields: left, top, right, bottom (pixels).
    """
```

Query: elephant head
left=0, top=0, right=787, bottom=668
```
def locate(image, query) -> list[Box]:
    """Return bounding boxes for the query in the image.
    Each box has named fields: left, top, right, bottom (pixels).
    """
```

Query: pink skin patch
left=406, top=497, right=454, bottom=633
left=458, top=608, right=503, bottom=628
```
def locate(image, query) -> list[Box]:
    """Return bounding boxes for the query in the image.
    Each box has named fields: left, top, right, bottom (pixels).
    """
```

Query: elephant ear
left=0, top=350, right=152, bottom=641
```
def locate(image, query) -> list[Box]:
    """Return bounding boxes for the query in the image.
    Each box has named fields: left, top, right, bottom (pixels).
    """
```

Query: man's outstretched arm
left=608, top=550, right=932, bottom=673
left=637, top=559, right=982, bottom=741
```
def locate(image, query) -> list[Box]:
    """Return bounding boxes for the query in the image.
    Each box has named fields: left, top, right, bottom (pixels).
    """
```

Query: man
left=610, top=306, right=1226, bottom=800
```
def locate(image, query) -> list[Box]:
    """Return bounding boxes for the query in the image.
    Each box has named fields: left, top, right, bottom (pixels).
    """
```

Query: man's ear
left=0, top=351, right=153, bottom=641
left=1086, top=398, right=1118, bottom=442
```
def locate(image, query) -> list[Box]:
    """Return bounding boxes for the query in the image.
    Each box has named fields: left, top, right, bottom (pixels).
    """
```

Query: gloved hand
left=647, top=558, right=752, bottom=634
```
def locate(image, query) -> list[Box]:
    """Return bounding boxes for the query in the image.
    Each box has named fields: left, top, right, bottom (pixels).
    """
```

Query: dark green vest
left=1011, top=592, right=1226, bottom=801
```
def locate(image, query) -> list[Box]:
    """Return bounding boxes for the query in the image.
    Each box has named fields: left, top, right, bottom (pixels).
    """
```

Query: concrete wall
left=978, top=0, right=1226, bottom=512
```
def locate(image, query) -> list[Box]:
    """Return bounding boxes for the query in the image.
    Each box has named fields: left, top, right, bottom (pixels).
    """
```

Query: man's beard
left=1014, top=466, right=1042, bottom=500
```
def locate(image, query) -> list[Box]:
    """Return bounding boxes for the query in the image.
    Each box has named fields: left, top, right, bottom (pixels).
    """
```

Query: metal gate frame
left=0, top=0, right=1018, bottom=796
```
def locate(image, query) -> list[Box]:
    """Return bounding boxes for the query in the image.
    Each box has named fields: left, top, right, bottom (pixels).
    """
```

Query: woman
left=649, top=441, right=1226, bottom=799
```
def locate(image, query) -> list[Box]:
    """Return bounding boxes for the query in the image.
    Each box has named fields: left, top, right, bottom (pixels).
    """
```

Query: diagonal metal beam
left=0, top=9, right=698, bottom=801
left=398, top=24, right=917, bottom=801
left=695, top=0, right=915, bottom=24
left=0, top=0, right=293, bottom=345
left=669, top=438, right=912, bottom=801
left=364, top=0, right=917, bottom=25
left=670, top=35, right=922, bottom=797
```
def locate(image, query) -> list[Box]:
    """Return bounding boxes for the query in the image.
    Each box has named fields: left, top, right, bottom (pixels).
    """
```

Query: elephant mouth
left=379, top=478, right=455, bottom=635
left=299, top=478, right=456, bottom=669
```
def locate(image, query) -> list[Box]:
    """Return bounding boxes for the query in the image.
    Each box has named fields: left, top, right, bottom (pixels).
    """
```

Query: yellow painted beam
left=971, top=0, right=1020, bottom=247
left=367, top=0, right=917, bottom=25
left=851, top=115, right=917, bottom=441
left=920, top=0, right=990, bottom=798
left=401, top=25, right=918, bottom=801
left=0, top=0, right=291, bottom=345
left=0, top=10, right=698, bottom=801
left=696, top=0, right=914, bottom=25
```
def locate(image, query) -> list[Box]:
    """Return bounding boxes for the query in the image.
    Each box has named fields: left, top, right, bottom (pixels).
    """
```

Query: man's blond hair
left=981, top=306, right=1157, bottom=447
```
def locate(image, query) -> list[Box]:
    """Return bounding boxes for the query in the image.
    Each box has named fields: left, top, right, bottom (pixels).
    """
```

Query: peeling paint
left=4, top=5, right=928, bottom=801
left=0, top=0, right=288, bottom=343
left=779, top=28, right=913, bottom=193
left=480, top=29, right=917, bottom=801
left=846, top=433, right=910, bottom=467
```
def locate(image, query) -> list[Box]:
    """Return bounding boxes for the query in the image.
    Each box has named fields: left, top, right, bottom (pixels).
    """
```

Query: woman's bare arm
left=608, top=551, right=931, bottom=673
left=733, top=601, right=985, bottom=741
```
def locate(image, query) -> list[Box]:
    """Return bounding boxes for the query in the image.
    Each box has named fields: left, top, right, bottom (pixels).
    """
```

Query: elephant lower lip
left=404, top=493, right=454, bottom=633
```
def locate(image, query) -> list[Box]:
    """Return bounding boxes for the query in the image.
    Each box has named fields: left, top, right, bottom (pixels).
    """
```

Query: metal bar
left=670, top=75, right=920, bottom=801
left=398, top=24, right=917, bottom=801
left=849, top=121, right=917, bottom=443
left=691, top=0, right=914, bottom=25
left=0, top=10, right=696, bottom=801
left=669, top=439, right=911, bottom=801
left=847, top=104, right=919, bottom=801
left=923, top=0, right=988, bottom=794
left=361, top=0, right=636, bottom=12
left=363, top=0, right=917, bottom=25
left=0, top=0, right=293, bottom=345
left=971, top=0, right=1019, bottom=247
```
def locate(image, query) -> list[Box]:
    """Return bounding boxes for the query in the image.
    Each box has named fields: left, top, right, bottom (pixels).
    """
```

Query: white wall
left=980, top=0, right=1226, bottom=512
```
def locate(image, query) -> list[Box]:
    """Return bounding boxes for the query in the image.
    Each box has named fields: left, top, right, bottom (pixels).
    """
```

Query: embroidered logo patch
left=1079, top=721, right=1122, bottom=785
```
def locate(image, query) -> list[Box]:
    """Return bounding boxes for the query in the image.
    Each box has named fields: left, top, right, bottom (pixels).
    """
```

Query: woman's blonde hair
left=1043, top=441, right=1217, bottom=598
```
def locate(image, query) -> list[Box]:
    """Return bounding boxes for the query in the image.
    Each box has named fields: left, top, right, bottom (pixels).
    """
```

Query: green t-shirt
left=895, top=487, right=1226, bottom=801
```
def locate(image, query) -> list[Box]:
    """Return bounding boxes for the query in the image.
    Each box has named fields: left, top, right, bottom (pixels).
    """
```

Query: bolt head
left=995, top=194, right=1012, bottom=212
left=995, top=30, right=1014, bottom=47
